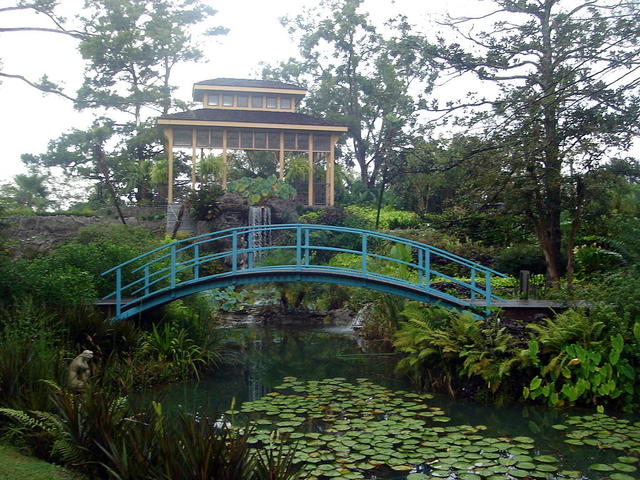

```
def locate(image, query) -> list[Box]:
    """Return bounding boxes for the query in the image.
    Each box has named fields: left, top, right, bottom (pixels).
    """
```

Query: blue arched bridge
left=102, top=224, right=507, bottom=321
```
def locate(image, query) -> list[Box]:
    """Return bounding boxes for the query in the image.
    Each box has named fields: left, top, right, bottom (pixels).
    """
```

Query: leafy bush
left=1, top=385, right=301, bottom=480
left=522, top=307, right=638, bottom=409
left=495, top=244, right=547, bottom=277
left=189, top=184, right=225, bottom=221
left=0, top=299, right=63, bottom=411
left=394, top=303, right=522, bottom=395
left=574, top=246, right=624, bottom=274
left=344, top=205, right=421, bottom=230
left=229, top=175, right=296, bottom=205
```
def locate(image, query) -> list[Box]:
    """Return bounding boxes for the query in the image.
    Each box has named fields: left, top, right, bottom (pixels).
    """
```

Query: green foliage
left=522, top=308, right=638, bottom=409
left=139, top=321, right=219, bottom=381
left=229, top=175, right=296, bottom=205
left=495, top=245, right=547, bottom=277
left=344, top=205, right=421, bottom=230
left=205, top=287, right=250, bottom=313
left=1, top=385, right=300, bottom=480
left=0, top=224, right=164, bottom=302
left=0, top=300, right=63, bottom=411
left=189, top=183, right=224, bottom=221
left=0, top=173, right=52, bottom=213
left=574, top=245, right=625, bottom=275
left=394, top=303, right=522, bottom=395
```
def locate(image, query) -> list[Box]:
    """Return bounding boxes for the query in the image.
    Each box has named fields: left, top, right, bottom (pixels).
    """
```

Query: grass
left=0, top=444, right=86, bottom=480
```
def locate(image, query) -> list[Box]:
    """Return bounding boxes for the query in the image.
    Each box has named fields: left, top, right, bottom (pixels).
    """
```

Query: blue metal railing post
left=144, top=266, right=150, bottom=296
left=232, top=232, right=238, bottom=272
left=418, top=248, right=424, bottom=286
left=304, top=229, right=310, bottom=266
left=470, top=268, right=476, bottom=300
left=295, top=226, right=302, bottom=270
left=248, top=230, right=254, bottom=269
left=170, top=244, right=176, bottom=289
left=425, top=248, right=431, bottom=288
left=485, top=272, right=492, bottom=309
left=115, top=268, right=122, bottom=318
left=362, top=234, right=368, bottom=273
left=194, top=245, right=200, bottom=280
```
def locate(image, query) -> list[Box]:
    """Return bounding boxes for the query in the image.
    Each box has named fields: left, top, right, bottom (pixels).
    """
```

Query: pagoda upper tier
left=192, top=78, right=307, bottom=112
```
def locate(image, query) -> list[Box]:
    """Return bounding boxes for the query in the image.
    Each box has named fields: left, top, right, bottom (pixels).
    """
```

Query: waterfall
left=352, top=303, right=374, bottom=331
left=248, top=206, right=272, bottom=259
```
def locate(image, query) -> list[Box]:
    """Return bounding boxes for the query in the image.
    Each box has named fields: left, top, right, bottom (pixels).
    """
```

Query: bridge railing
left=102, top=224, right=507, bottom=318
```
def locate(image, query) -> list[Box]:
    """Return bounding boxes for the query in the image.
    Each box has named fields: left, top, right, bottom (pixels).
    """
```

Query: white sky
left=0, top=0, right=478, bottom=184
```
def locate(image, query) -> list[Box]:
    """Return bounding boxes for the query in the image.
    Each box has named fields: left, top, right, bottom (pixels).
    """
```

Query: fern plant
left=394, top=303, right=523, bottom=395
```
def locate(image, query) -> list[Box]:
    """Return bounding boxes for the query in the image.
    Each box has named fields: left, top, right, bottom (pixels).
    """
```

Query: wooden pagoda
left=158, top=78, right=347, bottom=206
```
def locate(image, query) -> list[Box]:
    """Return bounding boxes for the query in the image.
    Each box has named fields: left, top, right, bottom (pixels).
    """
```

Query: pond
left=138, top=326, right=639, bottom=480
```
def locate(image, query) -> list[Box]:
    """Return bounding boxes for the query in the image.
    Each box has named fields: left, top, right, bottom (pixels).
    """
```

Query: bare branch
left=0, top=72, right=76, bottom=102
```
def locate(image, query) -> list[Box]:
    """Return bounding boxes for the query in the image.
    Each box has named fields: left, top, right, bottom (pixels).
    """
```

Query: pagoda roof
left=158, top=109, right=347, bottom=133
left=192, top=78, right=306, bottom=100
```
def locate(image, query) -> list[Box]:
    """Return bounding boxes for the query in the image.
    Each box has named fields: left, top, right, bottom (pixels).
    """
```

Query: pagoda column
left=164, top=127, right=174, bottom=204
left=307, top=135, right=314, bottom=206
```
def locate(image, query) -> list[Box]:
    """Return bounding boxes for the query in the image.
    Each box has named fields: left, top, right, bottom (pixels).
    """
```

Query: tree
left=0, top=172, right=52, bottom=212
left=263, top=0, right=435, bottom=192
left=22, top=0, right=226, bottom=206
left=76, top=0, right=225, bottom=121
left=428, top=0, right=640, bottom=282
left=0, top=0, right=83, bottom=100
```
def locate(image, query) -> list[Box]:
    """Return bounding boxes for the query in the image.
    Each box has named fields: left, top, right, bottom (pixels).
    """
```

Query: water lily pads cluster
left=554, top=413, right=640, bottom=480
left=232, top=377, right=571, bottom=480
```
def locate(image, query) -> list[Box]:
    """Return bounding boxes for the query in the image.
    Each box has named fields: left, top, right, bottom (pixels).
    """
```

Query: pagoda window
left=227, top=130, right=239, bottom=148
left=222, top=94, right=234, bottom=107
left=267, top=132, right=280, bottom=149
left=280, top=97, right=291, bottom=109
left=284, top=133, right=296, bottom=150
left=196, top=129, right=210, bottom=147
left=266, top=96, right=277, bottom=109
left=237, top=95, right=249, bottom=107
left=254, top=132, right=267, bottom=149
left=174, top=128, right=192, bottom=147
left=251, top=95, right=263, bottom=108
left=297, top=133, right=309, bottom=150
left=211, top=129, right=223, bottom=148
left=313, top=134, right=330, bottom=151
left=207, top=94, right=219, bottom=106
left=240, top=130, right=253, bottom=148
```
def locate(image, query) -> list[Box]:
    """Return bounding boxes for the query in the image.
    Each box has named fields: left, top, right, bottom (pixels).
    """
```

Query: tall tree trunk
left=93, top=144, right=126, bottom=225
left=538, top=0, right=563, bottom=285
left=566, top=178, right=585, bottom=287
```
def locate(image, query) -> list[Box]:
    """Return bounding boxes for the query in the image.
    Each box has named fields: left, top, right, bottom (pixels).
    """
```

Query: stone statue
left=68, top=350, right=93, bottom=392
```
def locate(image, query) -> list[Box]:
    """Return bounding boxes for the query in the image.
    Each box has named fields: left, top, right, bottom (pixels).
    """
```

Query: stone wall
left=2, top=214, right=164, bottom=257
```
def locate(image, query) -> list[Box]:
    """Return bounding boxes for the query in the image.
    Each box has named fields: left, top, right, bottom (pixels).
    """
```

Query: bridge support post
left=485, top=272, right=492, bottom=310
left=144, top=266, right=150, bottom=296
left=304, top=229, right=310, bottom=266
left=232, top=233, right=238, bottom=272
left=170, top=244, right=176, bottom=289
left=471, top=269, right=476, bottom=300
left=248, top=231, right=254, bottom=269
left=425, top=248, right=431, bottom=288
left=115, top=268, right=122, bottom=319
left=194, top=245, right=200, bottom=280
left=361, top=234, right=368, bottom=273
left=295, top=226, right=302, bottom=269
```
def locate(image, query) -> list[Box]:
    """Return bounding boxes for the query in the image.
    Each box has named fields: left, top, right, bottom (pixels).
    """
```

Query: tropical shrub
left=495, top=244, right=547, bottom=277
left=0, top=299, right=64, bottom=411
left=189, top=183, right=225, bottom=221
left=522, top=307, right=638, bottom=410
left=0, top=385, right=301, bottom=480
left=229, top=175, right=296, bottom=205
left=344, top=205, right=421, bottom=230
left=394, top=303, right=522, bottom=396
